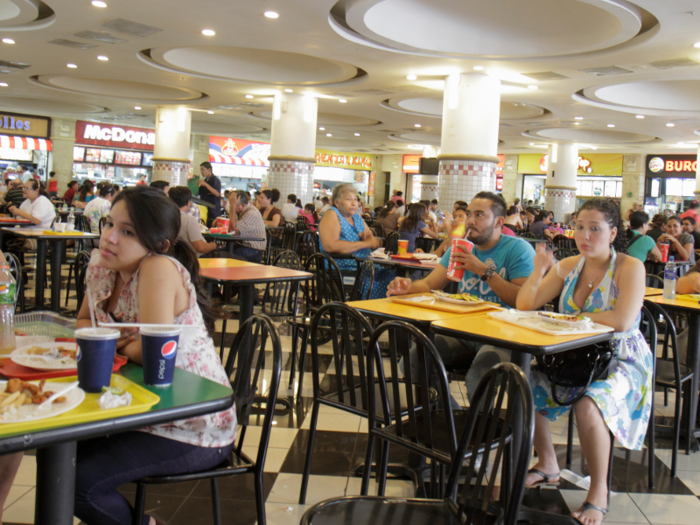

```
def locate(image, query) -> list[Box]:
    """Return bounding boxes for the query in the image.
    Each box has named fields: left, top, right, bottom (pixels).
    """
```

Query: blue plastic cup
left=75, top=327, right=120, bottom=393
left=140, top=326, right=181, bottom=387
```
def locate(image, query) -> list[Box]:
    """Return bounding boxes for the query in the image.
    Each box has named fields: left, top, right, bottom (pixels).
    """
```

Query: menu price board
left=85, top=148, right=101, bottom=162
left=142, top=153, right=153, bottom=167
left=114, top=150, right=142, bottom=166
left=73, top=146, right=85, bottom=162
left=99, top=149, right=114, bottom=164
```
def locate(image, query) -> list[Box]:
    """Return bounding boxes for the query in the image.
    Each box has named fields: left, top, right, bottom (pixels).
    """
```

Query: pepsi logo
left=76, top=346, right=82, bottom=362
left=161, top=340, right=177, bottom=359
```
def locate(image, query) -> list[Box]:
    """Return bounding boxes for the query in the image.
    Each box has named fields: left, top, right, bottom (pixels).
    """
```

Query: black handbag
left=535, top=342, right=618, bottom=406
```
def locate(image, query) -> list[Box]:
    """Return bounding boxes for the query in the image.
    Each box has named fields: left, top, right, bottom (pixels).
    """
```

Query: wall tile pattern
left=438, top=159, right=496, bottom=206
left=268, top=160, right=315, bottom=207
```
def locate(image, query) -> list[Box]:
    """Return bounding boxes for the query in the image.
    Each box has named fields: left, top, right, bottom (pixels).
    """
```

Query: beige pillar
left=49, top=118, right=76, bottom=194
left=501, top=155, right=518, bottom=206
left=544, top=143, right=578, bottom=223
left=152, top=107, right=192, bottom=186
left=621, top=154, right=645, bottom=213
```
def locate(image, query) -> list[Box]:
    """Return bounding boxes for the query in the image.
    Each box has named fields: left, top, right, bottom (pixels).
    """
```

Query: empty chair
left=348, top=259, right=375, bottom=302
left=4, top=252, right=24, bottom=313
left=384, top=231, right=400, bottom=254
left=294, top=230, right=319, bottom=269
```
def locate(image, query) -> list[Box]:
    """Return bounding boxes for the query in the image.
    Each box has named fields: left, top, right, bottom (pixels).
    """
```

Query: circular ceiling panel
left=0, top=96, right=106, bottom=114
left=525, top=127, right=658, bottom=144
left=252, top=109, right=379, bottom=126
left=31, top=75, right=204, bottom=101
left=389, top=131, right=441, bottom=145
left=190, top=120, right=265, bottom=135
left=594, top=80, right=700, bottom=112
left=386, top=96, right=546, bottom=119
left=333, top=0, right=653, bottom=60
left=146, top=46, right=364, bottom=86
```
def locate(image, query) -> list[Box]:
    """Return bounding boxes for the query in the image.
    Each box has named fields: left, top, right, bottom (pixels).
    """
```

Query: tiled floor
left=4, top=272, right=700, bottom=525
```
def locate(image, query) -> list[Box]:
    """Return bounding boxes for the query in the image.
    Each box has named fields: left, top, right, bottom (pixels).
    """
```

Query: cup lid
left=140, top=326, right=182, bottom=337
left=74, top=327, right=120, bottom=340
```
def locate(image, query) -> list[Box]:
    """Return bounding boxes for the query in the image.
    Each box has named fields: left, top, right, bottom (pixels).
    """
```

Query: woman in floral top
left=74, top=187, right=236, bottom=525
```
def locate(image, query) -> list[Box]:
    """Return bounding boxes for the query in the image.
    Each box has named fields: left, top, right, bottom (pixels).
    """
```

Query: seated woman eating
left=319, top=183, right=394, bottom=299
left=73, top=187, right=236, bottom=525
left=516, top=198, right=652, bottom=525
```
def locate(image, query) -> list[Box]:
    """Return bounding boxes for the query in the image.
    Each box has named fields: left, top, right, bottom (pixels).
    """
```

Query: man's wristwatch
left=481, top=267, right=496, bottom=281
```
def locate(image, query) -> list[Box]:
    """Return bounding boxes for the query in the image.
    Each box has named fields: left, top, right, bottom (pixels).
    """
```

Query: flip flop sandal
left=525, top=468, right=561, bottom=489
left=573, top=501, right=608, bottom=525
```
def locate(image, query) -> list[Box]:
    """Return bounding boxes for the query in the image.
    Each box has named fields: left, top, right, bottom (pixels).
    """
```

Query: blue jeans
left=232, top=246, right=263, bottom=263
left=74, top=431, right=233, bottom=525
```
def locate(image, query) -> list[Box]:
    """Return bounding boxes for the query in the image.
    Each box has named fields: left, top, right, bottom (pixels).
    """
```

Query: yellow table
left=645, top=287, right=663, bottom=296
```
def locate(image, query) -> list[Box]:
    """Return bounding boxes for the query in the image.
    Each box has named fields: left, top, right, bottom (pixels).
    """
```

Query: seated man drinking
left=387, top=191, right=535, bottom=401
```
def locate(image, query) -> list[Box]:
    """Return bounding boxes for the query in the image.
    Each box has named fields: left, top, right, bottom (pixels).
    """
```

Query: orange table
left=199, top=258, right=312, bottom=325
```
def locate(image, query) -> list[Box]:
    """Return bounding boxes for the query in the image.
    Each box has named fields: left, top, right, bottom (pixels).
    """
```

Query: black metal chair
left=553, top=247, right=575, bottom=261
left=64, top=250, right=91, bottom=311
left=646, top=273, right=664, bottom=288
left=5, top=252, right=24, bottom=313
left=371, top=222, right=385, bottom=238
left=301, top=362, right=535, bottom=525
left=551, top=234, right=572, bottom=250
left=645, top=300, right=694, bottom=477
left=294, top=230, right=319, bottom=269
left=518, top=230, right=537, bottom=240
left=218, top=250, right=302, bottom=359
left=348, top=259, right=375, bottom=302
left=133, top=314, right=282, bottom=525
left=384, top=231, right=400, bottom=254
left=99, top=216, right=107, bottom=235
left=296, top=215, right=311, bottom=231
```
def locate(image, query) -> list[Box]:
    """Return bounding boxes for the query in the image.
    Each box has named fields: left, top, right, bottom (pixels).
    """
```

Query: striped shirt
left=235, top=205, right=266, bottom=250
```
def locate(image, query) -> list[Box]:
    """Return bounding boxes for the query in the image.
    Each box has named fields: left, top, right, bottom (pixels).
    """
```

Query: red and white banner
left=0, top=135, right=52, bottom=151
left=209, top=153, right=268, bottom=166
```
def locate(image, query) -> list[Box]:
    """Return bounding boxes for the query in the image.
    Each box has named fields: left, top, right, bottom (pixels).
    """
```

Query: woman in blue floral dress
left=319, top=183, right=394, bottom=299
left=516, top=198, right=652, bottom=525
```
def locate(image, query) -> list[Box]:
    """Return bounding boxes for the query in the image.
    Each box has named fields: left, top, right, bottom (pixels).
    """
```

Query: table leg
left=34, top=238, right=47, bottom=310
left=50, top=239, right=65, bottom=312
left=683, top=312, right=700, bottom=450
left=239, top=283, right=255, bottom=326
left=35, top=442, right=76, bottom=525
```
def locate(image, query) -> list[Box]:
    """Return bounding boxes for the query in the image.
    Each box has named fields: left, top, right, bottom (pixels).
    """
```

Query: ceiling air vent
left=353, top=88, right=393, bottom=96
left=650, top=58, right=700, bottom=70
left=100, top=19, right=162, bottom=38
left=49, top=39, right=96, bottom=50
left=0, top=60, right=30, bottom=70
left=74, top=31, right=127, bottom=44
left=578, top=66, right=633, bottom=76
left=525, top=71, right=570, bottom=81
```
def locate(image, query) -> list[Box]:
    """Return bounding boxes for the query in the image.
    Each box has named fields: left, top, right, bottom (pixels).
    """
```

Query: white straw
left=98, top=322, right=196, bottom=331
left=86, top=285, right=97, bottom=328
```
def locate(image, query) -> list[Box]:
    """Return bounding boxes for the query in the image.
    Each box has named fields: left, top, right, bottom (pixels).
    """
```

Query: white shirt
left=428, top=210, right=437, bottom=223
left=320, top=203, right=331, bottom=216
left=281, top=202, right=300, bottom=222
left=20, top=195, right=55, bottom=229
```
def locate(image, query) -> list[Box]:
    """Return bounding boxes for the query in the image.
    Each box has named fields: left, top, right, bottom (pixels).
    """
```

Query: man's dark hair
left=630, top=210, right=650, bottom=230
left=690, top=200, right=699, bottom=210
left=200, top=161, right=213, bottom=170
left=150, top=180, right=170, bottom=191
left=98, top=184, right=116, bottom=198
left=322, top=196, right=329, bottom=204
left=431, top=199, right=438, bottom=205
left=396, top=199, right=404, bottom=207
left=288, top=194, right=297, bottom=204
left=235, top=190, right=249, bottom=206
left=473, top=191, right=507, bottom=218
left=68, top=180, right=79, bottom=189
left=455, top=200, right=467, bottom=208
left=168, top=186, right=193, bottom=208
left=683, top=215, right=697, bottom=226
left=396, top=191, right=403, bottom=196
left=49, top=171, right=56, bottom=178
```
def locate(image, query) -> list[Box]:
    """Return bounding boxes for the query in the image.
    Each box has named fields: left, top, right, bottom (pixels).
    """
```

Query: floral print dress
left=529, top=249, right=653, bottom=450
left=86, top=250, right=237, bottom=448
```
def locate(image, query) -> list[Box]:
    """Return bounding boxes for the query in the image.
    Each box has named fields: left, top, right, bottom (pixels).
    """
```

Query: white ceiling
left=0, top=0, right=699, bottom=155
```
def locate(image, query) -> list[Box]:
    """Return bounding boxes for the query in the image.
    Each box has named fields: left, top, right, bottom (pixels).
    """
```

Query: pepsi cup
left=140, top=326, right=181, bottom=387
left=75, top=327, right=120, bottom=393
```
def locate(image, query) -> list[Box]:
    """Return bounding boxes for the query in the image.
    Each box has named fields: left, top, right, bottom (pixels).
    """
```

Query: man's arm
left=199, top=177, right=221, bottom=197
left=192, top=239, right=217, bottom=254
left=486, top=275, right=526, bottom=308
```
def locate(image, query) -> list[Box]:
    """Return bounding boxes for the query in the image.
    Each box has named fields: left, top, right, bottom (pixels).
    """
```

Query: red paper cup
left=659, top=242, right=669, bottom=263
left=215, top=217, right=230, bottom=230
left=447, top=238, right=474, bottom=282
left=397, top=239, right=408, bottom=254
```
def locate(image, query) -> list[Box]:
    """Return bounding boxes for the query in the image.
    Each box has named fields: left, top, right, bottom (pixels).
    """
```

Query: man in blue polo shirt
left=387, top=191, right=535, bottom=400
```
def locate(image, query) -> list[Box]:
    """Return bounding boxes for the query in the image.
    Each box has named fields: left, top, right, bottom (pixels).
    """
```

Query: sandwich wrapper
left=369, top=247, right=389, bottom=259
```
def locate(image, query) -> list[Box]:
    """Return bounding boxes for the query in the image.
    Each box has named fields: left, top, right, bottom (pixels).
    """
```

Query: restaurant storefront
left=209, top=136, right=269, bottom=193
left=0, top=112, right=52, bottom=179
left=73, top=121, right=154, bottom=186
left=314, top=149, right=373, bottom=204
left=645, top=154, right=698, bottom=215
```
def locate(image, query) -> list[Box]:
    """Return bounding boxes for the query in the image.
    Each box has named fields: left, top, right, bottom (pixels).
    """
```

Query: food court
left=1, top=2, right=700, bottom=525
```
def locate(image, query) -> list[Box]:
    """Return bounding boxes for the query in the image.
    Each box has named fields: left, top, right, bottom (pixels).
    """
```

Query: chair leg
left=295, top=329, right=310, bottom=406
left=255, top=464, right=266, bottom=525
left=133, top=482, right=147, bottom=524
left=376, top=441, right=391, bottom=497
left=288, top=324, right=299, bottom=390
left=64, top=263, right=73, bottom=308
left=648, top=400, right=655, bottom=489
left=299, top=399, right=321, bottom=504
left=672, top=385, right=682, bottom=477
left=210, top=478, right=221, bottom=525
left=219, top=318, right=228, bottom=362
left=685, top=384, right=692, bottom=457
left=566, top=413, right=575, bottom=470
left=360, top=432, right=376, bottom=496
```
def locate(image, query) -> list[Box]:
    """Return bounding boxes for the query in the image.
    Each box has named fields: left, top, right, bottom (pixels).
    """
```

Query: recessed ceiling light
left=201, top=29, right=216, bottom=36
left=245, top=94, right=253, bottom=99
left=326, top=133, right=332, bottom=137
left=0, top=83, right=7, bottom=87
left=284, top=88, right=293, bottom=93
left=607, top=124, right=615, bottom=127
left=574, top=116, right=583, bottom=120
left=636, top=114, right=645, bottom=119
left=406, top=74, right=417, bottom=81
left=354, top=133, right=360, bottom=136
left=207, top=110, right=214, bottom=114
left=319, top=127, right=325, bottom=131
left=574, top=122, right=580, bottom=126
left=529, top=142, right=535, bottom=146
left=67, top=63, right=77, bottom=69
left=264, top=10, right=279, bottom=18
left=91, top=0, right=107, bottom=6
left=2, top=38, right=15, bottom=45
left=678, top=142, right=686, bottom=146
left=473, top=66, right=484, bottom=71
left=339, top=99, right=347, bottom=103
left=592, top=147, right=597, bottom=150
left=666, top=122, right=675, bottom=127
left=414, top=124, right=421, bottom=128
left=97, top=55, right=108, bottom=61
left=134, top=106, right=141, bottom=110
left=694, top=42, right=700, bottom=48
left=528, top=85, right=538, bottom=90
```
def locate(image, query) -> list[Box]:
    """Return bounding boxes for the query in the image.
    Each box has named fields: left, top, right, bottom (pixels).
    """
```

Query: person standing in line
left=197, top=162, right=222, bottom=227
left=47, top=171, right=59, bottom=197
left=136, top=174, right=147, bottom=186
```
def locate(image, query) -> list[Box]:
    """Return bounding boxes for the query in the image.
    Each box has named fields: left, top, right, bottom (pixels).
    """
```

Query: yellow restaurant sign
left=315, top=149, right=373, bottom=170
left=0, top=112, right=50, bottom=139
left=517, top=153, right=623, bottom=176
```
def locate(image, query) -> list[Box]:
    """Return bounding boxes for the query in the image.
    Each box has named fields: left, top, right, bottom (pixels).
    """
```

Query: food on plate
left=432, top=290, right=484, bottom=303
left=26, top=345, right=76, bottom=359
left=0, top=378, right=67, bottom=413
left=537, top=312, right=582, bottom=323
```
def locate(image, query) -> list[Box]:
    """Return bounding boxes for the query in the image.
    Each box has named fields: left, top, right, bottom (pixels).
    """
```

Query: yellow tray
left=0, top=374, right=160, bottom=435
left=41, top=230, right=91, bottom=236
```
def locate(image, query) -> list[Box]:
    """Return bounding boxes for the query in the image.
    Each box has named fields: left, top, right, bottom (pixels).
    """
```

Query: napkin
left=369, top=247, right=389, bottom=259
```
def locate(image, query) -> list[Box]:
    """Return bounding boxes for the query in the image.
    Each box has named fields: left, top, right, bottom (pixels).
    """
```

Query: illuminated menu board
left=73, top=146, right=85, bottom=162
left=114, top=150, right=142, bottom=166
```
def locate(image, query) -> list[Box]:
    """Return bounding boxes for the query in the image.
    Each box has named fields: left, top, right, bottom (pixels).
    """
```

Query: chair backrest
left=551, top=234, right=571, bottom=250
left=645, top=300, right=682, bottom=378
left=371, top=223, right=385, bottom=238
left=296, top=215, right=311, bottom=232
left=445, top=362, right=534, bottom=525
left=645, top=273, right=664, bottom=288
left=294, top=230, right=318, bottom=268
left=261, top=250, right=302, bottom=316
left=304, top=253, right=345, bottom=309
left=74, top=250, right=92, bottom=311
left=310, top=302, right=374, bottom=412
left=281, top=222, right=297, bottom=250
left=367, top=320, right=457, bottom=456
left=75, top=213, right=91, bottom=232
left=98, top=217, right=107, bottom=235
left=225, top=314, right=282, bottom=463
left=348, top=259, right=375, bottom=302
left=553, top=247, right=574, bottom=261
left=384, top=231, right=400, bottom=254
left=263, top=229, right=274, bottom=265
left=518, top=230, right=536, bottom=239
left=4, top=252, right=22, bottom=311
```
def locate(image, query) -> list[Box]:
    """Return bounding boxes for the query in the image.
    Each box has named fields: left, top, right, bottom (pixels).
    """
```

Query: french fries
left=0, top=379, right=67, bottom=416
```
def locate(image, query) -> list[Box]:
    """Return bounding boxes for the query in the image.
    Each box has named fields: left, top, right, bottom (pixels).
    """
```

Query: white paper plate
left=10, top=342, right=78, bottom=371
left=489, top=310, right=613, bottom=336
left=0, top=380, right=85, bottom=423
left=432, top=291, right=484, bottom=306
